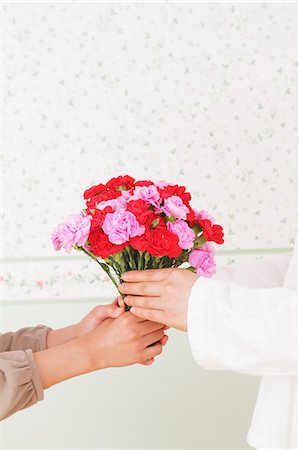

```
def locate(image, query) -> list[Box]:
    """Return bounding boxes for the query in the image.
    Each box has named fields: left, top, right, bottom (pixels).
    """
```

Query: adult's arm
left=188, top=250, right=297, bottom=376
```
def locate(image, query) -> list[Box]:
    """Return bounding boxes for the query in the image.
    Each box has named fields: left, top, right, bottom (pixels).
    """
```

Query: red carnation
left=131, top=227, right=181, bottom=258
left=199, top=219, right=224, bottom=244
left=130, top=233, right=149, bottom=253
left=158, top=184, right=191, bottom=205
left=84, top=183, right=107, bottom=200
left=106, top=175, right=135, bottom=191
left=88, top=207, right=113, bottom=230
left=134, top=180, right=155, bottom=187
left=127, top=199, right=155, bottom=226
left=88, top=229, right=127, bottom=259
left=86, top=189, right=121, bottom=209
left=187, top=208, right=196, bottom=227
left=147, top=227, right=182, bottom=258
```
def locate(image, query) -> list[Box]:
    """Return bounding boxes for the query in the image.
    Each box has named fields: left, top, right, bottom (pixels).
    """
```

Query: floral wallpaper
left=2, top=2, right=297, bottom=300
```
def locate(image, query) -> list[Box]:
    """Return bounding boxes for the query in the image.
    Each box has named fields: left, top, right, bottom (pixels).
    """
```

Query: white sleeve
left=188, top=272, right=297, bottom=377
left=214, top=252, right=292, bottom=288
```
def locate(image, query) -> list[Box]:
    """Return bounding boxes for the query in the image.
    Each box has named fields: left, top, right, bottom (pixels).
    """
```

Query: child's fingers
left=144, top=342, right=163, bottom=360
left=140, top=358, right=155, bottom=366
left=113, top=296, right=125, bottom=308
left=109, top=307, right=124, bottom=318
left=143, top=329, right=164, bottom=347
left=140, top=320, right=165, bottom=336
left=160, top=334, right=169, bottom=346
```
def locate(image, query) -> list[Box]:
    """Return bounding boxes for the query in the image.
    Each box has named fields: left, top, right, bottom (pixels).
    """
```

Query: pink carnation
left=102, top=210, right=145, bottom=245
left=51, top=213, right=92, bottom=253
left=97, top=195, right=127, bottom=212
left=51, top=224, right=64, bottom=251
left=196, top=209, right=215, bottom=225
left=156, top=180, right=172, bottom=188
left=200, top=242, right=215, bottom=255
left=167, top=220, right=196, bottom=250
left=189, top=246, right=216, bottom=278
left=162, top=195, right=189, bottom=220
left=131, top=185, right=161, bottom=208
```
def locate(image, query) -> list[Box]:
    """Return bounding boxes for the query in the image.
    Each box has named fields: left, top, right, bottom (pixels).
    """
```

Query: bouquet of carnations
left=51, top=175, right=224, bottom=306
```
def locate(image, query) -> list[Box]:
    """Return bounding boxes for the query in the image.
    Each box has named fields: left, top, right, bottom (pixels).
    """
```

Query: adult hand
left=119, top=268, right=198, bottom=331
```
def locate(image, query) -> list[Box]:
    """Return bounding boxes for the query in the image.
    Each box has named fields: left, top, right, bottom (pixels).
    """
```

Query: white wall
left=1, top=2, right=297, bottom=449
left=2, top=289, right=259, bottom=450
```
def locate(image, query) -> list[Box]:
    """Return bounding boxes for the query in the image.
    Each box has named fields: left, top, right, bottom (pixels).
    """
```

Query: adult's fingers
left=125, top=295, right=164, bottom=310
left=130, top=306, right=166, bottom=324
left=119, top=281, right=163, bottom=297
left=122, top=268, right=173, bottom=282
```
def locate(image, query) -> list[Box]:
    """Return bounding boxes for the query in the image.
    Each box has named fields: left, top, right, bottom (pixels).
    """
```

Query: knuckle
left=165, top=282, right=173, bottom=294
left=129, top=330, right=138, bottom=341
left=122, top=313, right=131, bottom=325
left=125, top=295, right=133, bottom=305
left=120, top=284, right=127, bottom=293
left=170, top=269, right=180, bottom=281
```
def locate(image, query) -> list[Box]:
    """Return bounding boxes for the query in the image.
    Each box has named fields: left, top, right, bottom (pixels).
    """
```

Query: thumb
left=113, top=296, right=125, bottom=308
left=109, top=305, right=125, bottom=318
left=90, top=304, right=124, bottom=323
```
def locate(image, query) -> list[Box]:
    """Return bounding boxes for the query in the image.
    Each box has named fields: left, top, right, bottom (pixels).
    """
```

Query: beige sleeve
left=0, top=325, right=52, bottom=353
left=0, top=349, right=44, bottom=420
left=0, top=326, right=52, bottom=420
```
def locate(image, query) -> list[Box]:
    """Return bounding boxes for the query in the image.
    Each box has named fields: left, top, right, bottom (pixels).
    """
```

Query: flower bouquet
left=51, top=175, right=224, bottom=308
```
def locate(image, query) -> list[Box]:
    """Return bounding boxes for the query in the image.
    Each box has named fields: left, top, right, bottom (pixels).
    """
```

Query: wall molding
left=2, top=247, right=293, bottom=304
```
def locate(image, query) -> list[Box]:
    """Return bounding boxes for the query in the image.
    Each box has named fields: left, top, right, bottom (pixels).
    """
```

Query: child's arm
left=0, top=312, right=166, bottom=420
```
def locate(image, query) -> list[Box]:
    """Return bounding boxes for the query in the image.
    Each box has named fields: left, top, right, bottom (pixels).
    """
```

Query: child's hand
left=35, top=312, right=167, bottom=390
left=77, top=301, right=125, bottom=337
left=83, top=312, right=166, bottom=369
left=119, top=268, right=198, bottom=331
left=47, top=300, right=125, bottom=348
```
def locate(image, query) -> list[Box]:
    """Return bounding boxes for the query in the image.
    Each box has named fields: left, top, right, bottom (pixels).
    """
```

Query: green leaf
left=116, top=185, right=127, bottom=191
left=151, top=218, right=160, bottom=228
left=165, top=215, right=176, bottom=222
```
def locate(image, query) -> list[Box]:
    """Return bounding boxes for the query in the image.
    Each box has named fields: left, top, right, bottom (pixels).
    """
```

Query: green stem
left=80, top=247, right=119, bottom=292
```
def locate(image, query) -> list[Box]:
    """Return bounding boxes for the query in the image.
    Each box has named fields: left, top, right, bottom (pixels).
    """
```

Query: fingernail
left=121, top=273, right=128, bottom=281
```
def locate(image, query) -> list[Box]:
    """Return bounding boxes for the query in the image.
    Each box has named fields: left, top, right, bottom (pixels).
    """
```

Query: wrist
left=34, top=336, right=95, bottom=389
left=46, top=324, right=79, bottom=348
left=79, top=333, right=108, bottom=371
